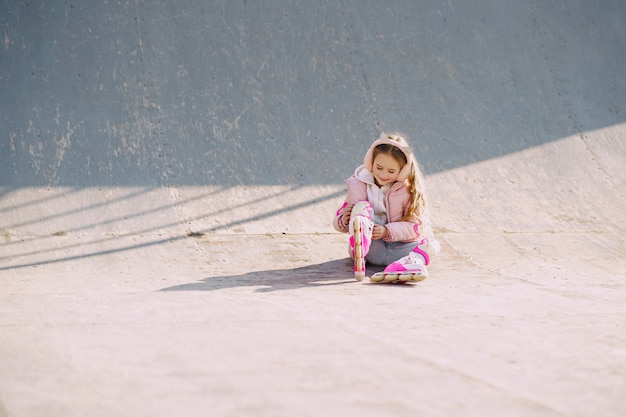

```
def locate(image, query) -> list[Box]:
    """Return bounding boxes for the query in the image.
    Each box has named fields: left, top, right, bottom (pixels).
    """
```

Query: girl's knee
left=366, top=252, right=386, bottom=265
left=366, top=241, right=387, bottom=265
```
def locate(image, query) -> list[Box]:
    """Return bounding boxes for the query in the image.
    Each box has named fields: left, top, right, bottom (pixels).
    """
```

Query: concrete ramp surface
left=1, top=1, right=625, bottom=416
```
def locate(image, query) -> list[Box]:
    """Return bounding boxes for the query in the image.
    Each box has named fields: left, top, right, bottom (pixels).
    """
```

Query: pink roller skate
left=349, top=201, right=374, bottom=281
left=370, top=238, right=440, bottom=284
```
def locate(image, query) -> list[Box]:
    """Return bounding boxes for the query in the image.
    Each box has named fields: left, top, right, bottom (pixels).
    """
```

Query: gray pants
left=366, top=239, right=420, bottom=266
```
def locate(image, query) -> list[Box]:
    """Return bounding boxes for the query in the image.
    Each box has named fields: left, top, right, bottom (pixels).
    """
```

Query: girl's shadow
left=159, top=258, right=387, bottom=293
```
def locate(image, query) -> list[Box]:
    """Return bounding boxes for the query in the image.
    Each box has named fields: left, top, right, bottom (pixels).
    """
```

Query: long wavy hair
left=373, top=132, right=433, bottom=238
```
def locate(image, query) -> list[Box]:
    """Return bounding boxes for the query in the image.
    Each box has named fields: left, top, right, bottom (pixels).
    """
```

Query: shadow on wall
left=0, top=186, right=345, bottom=271
left=1, top=1, right=625, bottom=187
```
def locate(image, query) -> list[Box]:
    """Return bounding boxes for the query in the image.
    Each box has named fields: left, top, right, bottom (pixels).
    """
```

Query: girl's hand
left=342, top=204, right=354, bottom=227
left=372, top=225, right=387, bottom=240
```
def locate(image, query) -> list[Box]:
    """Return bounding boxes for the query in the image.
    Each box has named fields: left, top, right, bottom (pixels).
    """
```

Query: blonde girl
left=333, top=132, right=440, bottom=282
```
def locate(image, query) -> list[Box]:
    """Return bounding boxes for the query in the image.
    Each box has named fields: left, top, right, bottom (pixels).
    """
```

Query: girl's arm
left=332, top=201, right=352, bottom=233
left=383, top=186, right=423, bottom=242
left=333, top=177, right=368, bottom=233
left=382, top=221, right=420, bottom=242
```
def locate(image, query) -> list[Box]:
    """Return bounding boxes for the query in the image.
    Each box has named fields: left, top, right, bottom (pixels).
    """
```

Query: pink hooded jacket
left=332, top=170, right=421, bottom=242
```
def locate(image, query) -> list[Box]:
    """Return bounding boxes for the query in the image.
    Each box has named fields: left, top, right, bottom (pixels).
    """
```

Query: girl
left=333, top=132, right=440, bottom=282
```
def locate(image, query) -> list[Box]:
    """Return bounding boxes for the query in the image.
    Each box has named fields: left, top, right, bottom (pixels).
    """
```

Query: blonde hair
left=375, top=132, right=433, bottom=238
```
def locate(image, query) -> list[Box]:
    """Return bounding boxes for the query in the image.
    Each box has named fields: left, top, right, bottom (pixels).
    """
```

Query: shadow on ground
left=159, top=259, right=410, bottom=293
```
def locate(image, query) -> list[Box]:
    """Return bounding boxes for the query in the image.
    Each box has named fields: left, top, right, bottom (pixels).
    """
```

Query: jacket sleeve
left=383, top=220, right=420, bottom=242
left=332, top=201, right=350, bottom=233
left=383, top=189, right=421, bottom=242
left=332, top=177, right=368, bottom=233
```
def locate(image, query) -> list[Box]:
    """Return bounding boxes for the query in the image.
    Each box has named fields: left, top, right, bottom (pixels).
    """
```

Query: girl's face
left=372, top=153, right=402, bottom=187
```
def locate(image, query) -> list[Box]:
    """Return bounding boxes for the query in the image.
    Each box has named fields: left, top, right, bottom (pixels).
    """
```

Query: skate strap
left=336, top=201, right=348, bottom=216
left=412, top=244, right=430, bottom=266
left=384, top=263, right=409, bottom=272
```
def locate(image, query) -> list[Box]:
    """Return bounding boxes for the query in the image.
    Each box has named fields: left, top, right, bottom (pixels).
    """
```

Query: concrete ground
left=1, top=1, right=625, bottom=416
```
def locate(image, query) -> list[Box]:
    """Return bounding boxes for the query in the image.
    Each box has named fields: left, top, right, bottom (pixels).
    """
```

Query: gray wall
left=2, top=1, right=625, bottom=187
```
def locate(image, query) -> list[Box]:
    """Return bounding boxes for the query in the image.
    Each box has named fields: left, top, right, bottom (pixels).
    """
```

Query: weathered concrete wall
left=2, top=1, right=625, bottom=187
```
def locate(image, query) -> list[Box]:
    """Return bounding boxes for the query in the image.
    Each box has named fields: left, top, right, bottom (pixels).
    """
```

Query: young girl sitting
left=333, top=132, right=440, bottom=282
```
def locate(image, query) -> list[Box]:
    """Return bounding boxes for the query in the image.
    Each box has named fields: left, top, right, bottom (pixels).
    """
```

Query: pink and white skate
left=370, top=252, right=428, bottom=284
left=349, top=201, right=373, bottom=281
left=370, top=239, right=440, bottom=283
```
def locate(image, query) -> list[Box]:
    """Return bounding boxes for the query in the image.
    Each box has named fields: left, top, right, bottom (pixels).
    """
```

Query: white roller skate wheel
left=354, top=271, right=365, bottom=281
left=399, top=272, right=413, bottom=282
left=384, top=273, right=398, bottom=282
left=412, top=272, right=427, bottom=282
left=371, top=272, right=385, bottom=282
